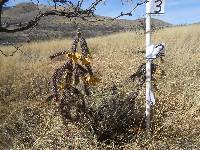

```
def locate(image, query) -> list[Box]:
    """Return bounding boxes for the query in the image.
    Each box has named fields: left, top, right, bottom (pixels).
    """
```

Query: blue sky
left=6, top=0, right=200, bottom=25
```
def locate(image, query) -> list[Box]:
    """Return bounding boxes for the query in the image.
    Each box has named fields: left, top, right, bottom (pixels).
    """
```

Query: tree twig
left=113, top=0, right=148, bottom=20
left=0, top=42, right=23, bottom=57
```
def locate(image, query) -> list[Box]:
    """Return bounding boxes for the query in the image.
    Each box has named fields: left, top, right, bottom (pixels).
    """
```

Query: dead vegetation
left=0, top=25, right=200, bottom=149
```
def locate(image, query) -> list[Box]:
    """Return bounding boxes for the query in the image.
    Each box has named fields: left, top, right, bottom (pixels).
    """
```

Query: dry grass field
left=0, top=25, right=200, bottom=149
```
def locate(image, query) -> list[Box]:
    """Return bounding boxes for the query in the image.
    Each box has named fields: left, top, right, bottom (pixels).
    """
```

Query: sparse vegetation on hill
left=1, top=2, right=171, bottom=43
left=0, top=25, right=200, bottom=149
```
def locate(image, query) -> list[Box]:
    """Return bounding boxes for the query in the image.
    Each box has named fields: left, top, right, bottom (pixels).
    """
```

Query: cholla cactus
left=51, top=60, right=73, bottom=101
left=48, top=29, right=96, bottom=101
left=71, top=28, right=90, bottom=55
left=129, top=62, right=165, bottom=93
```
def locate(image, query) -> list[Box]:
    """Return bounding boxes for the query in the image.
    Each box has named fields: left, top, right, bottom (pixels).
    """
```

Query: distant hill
left=1, top=2, right=172, bottom=43
left=2, top=6, right=13, bottom=11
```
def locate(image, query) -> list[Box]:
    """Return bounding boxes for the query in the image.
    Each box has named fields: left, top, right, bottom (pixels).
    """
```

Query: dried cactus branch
left=49, top=30, right=94, bottom=100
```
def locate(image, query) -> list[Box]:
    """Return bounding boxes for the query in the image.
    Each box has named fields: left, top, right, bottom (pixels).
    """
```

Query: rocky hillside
left=1, top=2, right=171, bottom=43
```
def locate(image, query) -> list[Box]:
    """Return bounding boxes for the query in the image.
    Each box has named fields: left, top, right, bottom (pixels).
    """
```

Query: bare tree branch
left=0, top=0, right=106, bottom=33
left=86, top=0, right=103, bottom=12
left=0, top=42, right=23, bottom=57
left=0, top=0, right=9, bottom=27
left=78, top=0, right=147, bottom=23
left=78, top=0, right=84, bottom=8
left=0, top=10, right=87, bottom=32
left=52, top=0, right=74, bottom=8
left=113, top=0, right=147, bottom=19
left=0, top=0, right=148, bottom=34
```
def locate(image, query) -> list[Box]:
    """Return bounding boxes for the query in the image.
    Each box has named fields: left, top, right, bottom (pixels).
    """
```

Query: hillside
left=1, top=2, right=171, bottom=43
left=0, top=24, right=199, bottom=149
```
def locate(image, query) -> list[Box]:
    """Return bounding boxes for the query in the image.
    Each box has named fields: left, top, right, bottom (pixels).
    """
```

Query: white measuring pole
left=145, top=0, right=152, bottom=130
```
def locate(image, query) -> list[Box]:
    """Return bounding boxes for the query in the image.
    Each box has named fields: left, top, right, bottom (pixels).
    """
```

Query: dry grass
left=0, top=25, right=200, bottom=149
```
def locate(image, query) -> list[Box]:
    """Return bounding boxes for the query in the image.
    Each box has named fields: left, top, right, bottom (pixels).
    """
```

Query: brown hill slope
left=1, top=2, right=171, bottom=43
